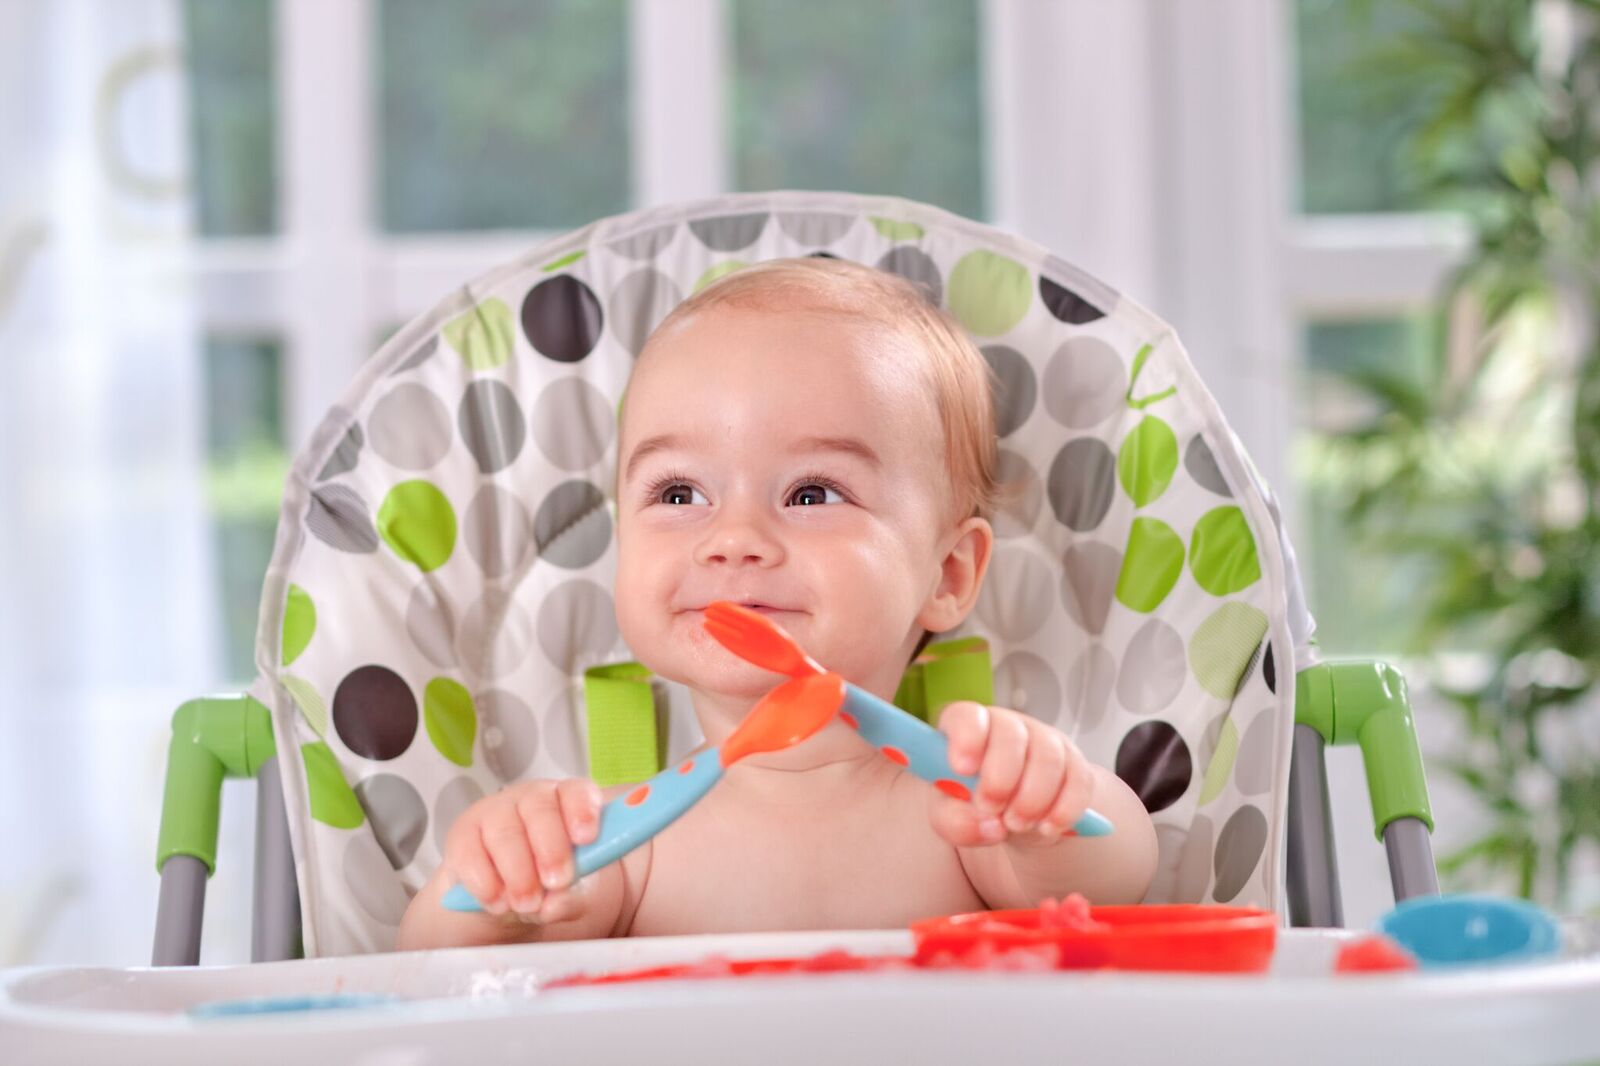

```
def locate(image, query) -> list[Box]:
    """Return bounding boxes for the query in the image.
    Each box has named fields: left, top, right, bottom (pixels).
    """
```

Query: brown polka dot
left=1114, top=720, right=1192, bottom=814
left=333, top=665, right=417, bottom=761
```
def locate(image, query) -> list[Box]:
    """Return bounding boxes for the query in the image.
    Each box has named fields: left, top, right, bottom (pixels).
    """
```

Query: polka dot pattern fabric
left=250, top=192, right=1306, bottom=957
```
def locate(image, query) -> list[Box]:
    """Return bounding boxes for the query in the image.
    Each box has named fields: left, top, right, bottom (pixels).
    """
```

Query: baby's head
left=614, top=257, right=997, bottom=701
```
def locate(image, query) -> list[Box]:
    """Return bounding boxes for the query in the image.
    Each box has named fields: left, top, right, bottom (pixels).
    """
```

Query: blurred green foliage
left=377, top=0, right=629, bottom=232
left=732, top=0, right=984, bottom=219
left=1304, top=0, right=1600, bottom=909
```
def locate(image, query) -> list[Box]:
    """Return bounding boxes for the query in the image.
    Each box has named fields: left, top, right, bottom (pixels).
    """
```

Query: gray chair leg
left=252, top=755, right=303, bottom=962
left=1286, top=723, right=1345, bottom=927
left=152, top=855, right=207, bottom=966
left=1383, top=816, right=1440, bottom=904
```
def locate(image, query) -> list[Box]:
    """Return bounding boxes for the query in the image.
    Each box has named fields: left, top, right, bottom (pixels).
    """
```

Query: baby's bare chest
left=624, top=776, right=987, bottom=936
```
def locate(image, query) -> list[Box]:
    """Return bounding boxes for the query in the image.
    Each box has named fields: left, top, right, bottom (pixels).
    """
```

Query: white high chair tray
left=6, top=928, right=1599, bottom=1065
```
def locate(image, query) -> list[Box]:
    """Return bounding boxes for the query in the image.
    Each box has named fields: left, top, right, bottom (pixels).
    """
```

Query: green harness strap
left=583, top=638, right=995, bottom=787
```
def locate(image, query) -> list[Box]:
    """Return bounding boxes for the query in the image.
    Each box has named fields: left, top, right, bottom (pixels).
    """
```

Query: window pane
left=184, top=0, right=277, bottom=236
left=731, top=0, right=984, bottom=220
left=204, top=335, right=288, bottom=682
left=1294, top=316, right=1436, bottom=654
left=1294, top=0, right=1439, bottom=214
left=377, top=0, right=630, bottom=232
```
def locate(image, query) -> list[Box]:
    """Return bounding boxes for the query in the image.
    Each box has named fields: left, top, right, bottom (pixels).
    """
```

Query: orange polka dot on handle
left=935, top=779, right=971, bottom=802
left=880, top=745, right=909, bottom=766
left=626, top=785, right=651, bottom=807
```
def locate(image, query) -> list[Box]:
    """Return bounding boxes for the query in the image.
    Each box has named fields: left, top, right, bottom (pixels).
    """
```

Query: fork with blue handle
left=704, top=602, right=1113, bottom=838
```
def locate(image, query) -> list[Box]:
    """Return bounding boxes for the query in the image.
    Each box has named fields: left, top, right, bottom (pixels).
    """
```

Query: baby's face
left=615, top=305, right=960, bottom=700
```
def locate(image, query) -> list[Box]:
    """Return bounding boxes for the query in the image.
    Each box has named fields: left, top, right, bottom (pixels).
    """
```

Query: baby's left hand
left=931, top=701, right=1094, bottom=848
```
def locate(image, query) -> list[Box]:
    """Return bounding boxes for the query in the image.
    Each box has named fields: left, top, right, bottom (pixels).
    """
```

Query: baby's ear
left=917, top=516, right=993, bottom=634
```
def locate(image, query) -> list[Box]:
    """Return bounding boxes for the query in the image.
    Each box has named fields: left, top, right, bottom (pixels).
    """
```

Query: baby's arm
left=932, top=702, right=1159, bottom=908
left=396, top=779, right=644, bottom=950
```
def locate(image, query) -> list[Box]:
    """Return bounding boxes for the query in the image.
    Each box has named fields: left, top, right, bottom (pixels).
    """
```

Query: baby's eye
left=788, top=482, right=845, bottom=507
left=658, top=483, right=709, bottom=506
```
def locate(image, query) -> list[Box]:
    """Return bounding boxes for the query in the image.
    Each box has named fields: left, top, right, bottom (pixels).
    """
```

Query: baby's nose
left=693, top=505, right=785, bottom=567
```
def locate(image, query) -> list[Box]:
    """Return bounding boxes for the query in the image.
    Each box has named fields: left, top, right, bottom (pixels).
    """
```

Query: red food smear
left=1038, top=893, right=1104, bottom=931
left=1334, top=935, right=1419, bottom=974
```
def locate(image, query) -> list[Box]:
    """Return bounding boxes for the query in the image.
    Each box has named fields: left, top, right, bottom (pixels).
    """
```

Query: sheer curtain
left=0, top=0, right=249, bottom=965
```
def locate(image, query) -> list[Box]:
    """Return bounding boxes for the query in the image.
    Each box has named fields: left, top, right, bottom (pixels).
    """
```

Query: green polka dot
left=301, top=741, right=364, bottom=829
left=693, top=260, right=747, bottom=292
left=1190, top=602, right=1269, bottom=698
left=1115, top=517, right=1185, bottom=612
left=378, top=480, right=457, bottom=572
left=424, top=677, right=477, bottom=767
left=282, top=584, right=315, bottom=667
left=870, top=217, right=925, bottom=241
left=443, top=297, right=515, bottom=371
left=947, top=251, right=1031, bottom=336
left=1117, top=416, right=1178, bottom=507
left=283, top=674, right=327, bottom=737
left=1189, top=506, right=1262, bottom=596
left=1198, top=718, right=1240, bottom=806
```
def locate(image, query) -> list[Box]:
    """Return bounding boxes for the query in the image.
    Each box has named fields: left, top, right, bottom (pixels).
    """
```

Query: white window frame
left=191, top=0, right=1472, bottom=542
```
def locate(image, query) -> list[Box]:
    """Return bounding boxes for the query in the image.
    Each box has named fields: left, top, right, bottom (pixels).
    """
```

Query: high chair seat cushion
left=251, top=191, right=1316, bottom=956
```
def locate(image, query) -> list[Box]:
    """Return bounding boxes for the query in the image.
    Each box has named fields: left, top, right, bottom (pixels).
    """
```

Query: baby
left=398, top=257, right=1158, bottom=949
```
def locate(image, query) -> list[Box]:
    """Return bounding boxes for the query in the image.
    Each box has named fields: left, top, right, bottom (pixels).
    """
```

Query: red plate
left=911, top=903, right=1278, bottom=973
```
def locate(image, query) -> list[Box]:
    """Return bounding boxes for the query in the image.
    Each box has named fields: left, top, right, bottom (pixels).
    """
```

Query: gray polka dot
left=1235, top=713, right=1276, bottom=796
left=1043, top=337, right=1126, bottom=428
left=406, top=582, right=456, bottom=668
left=368, top=384, right=453, bottom=470
left=542, top=686, right=588, bottom=777
left=342, top=831, right=412, bottom=926
left=974, top=548, right=1054, bottom=641
left=1213, top=805, right=1268, bottom=903
left=1145, top=825, right=1187, bottom=904
left=689, top=213, right=768, bottom=251
left=317, top=420, right=363, bottom=480
left=875, top=246, right=942, bottom=305
left=777, top=212, right=854, bottom=246
left=537, top=579, right=619, bottom=673
left=307, top=484, right=379, bottom=553
left=1117, top=619, right=1187, bottom=714
left=479, top=688, right=539, bottom=782
left=982, top=345, right=1037, bottom=438
left=993, top=450, right=1042, bottom=539
left=354, top=774, right=426, bottom=869
left=608, top=224, right=677, bottom=260
left=1065, top=644, right=1117, bottom=734
left=391, top=334, right=439, bottom=374
left=995, top=651, right=1061, bottom=725
left=1060, top=541, right=1121, bottom=634
left=458, top=379, right=527, bottom=475
left=608, top=269, right=684, bottom=357
left=1185, top=435, right=1232, bottom=496
left=1047, top=438, right=1117, bottom=532
left=463, top=484, right=535, bottom=579
left=534, top=480, right=612, bottom=570
left=432, top=776, right=487, bottom=854
left=532, top=377, right=615, bottom=470
left=455, top=589, right=533, bottom=680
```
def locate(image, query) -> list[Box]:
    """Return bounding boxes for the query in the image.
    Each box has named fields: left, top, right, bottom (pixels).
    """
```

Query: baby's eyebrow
left=622, top=433, right=687, bottom=483
left=622, top=432, right=882, bottom=483
left=790, top=436, right=881, bottom=468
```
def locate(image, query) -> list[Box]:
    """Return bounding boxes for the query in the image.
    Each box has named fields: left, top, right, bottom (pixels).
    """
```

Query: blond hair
left=641, top=257, right=999, bottom=524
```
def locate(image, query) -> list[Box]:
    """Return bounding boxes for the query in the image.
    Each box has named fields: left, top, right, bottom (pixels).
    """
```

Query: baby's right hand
left=442, top=778, right=603, bottom=923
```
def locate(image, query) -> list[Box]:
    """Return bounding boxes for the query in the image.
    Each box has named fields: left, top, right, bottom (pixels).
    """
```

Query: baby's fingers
left=938, top=701, right=990, bottom=776
left=519, top=791, right=578, bottom=894
left=927, top=789, right=1007, bottom=848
